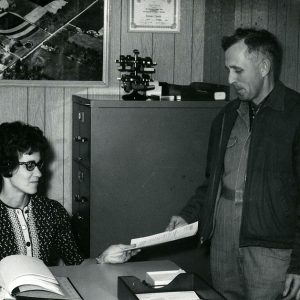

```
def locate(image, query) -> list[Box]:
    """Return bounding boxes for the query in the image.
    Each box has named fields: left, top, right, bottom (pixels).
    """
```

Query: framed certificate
left=129, top=0, right=180, bottom=32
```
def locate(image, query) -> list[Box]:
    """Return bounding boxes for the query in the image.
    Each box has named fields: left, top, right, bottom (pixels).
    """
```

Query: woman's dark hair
left=0, top=121, right=49, bottom=186
left=221, top=27, right=283, bottom=81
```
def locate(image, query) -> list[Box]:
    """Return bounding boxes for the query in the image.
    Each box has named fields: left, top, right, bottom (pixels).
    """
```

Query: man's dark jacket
left=180, top=81, right=300, bottom=274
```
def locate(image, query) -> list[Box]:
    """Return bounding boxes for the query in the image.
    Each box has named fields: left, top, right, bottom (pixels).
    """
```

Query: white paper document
left=145, top=269, right=186, bottom=286
left=130, top=222, right=198, bottom=249
left=136, top=291, right=201, bottom=300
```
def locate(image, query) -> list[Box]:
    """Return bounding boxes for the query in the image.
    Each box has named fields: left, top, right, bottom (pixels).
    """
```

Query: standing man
left=166, top=28, right=300, bottom=300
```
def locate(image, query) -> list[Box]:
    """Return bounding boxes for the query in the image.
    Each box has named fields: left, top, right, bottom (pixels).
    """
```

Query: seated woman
left=0, top=121, right=138, bottom=266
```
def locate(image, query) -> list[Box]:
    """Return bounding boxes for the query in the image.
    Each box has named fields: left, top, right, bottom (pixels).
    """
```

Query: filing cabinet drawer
left=72, top=162, right=90, bottom=216
left=71, top=212, right=89, bottom=258
left=72, top=161, right=90, bottom=257
left=73, top=102, right=91, bottom=169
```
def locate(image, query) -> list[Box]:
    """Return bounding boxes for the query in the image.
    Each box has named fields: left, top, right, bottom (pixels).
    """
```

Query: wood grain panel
left=0, top=87, right=27, bottom=123
left=28, top=87, right=45, bottom=131
left=203, top=0, right=216, bottom=82
left=120, top=0, right=152, bottom=56
left=191, top=0, right=205, bottom=82
left=204, top=0, right=223, bottom=84
left=241, top=0, right=252, bottom=27
left=219, top=0, right=235, bottom=84
left=108, top=0, right=122, bottom=87
left=284, top=0, right=300, bottom=90
left=153, top=34, right=175, bottom=83
left=173, top=0, right=193, bottom=84
left=234, top=0, right=242, bottom=28
left=44, top=88, right=65, bottom=205
left=267, top=0, right=277, bottom=32
left=212, top=0, right=222, bottom=83
left=276, top=0, right=287, bottom=82
left=251, top=0, right=268, bottom=28
left=298, top=28, right=300, bottom=92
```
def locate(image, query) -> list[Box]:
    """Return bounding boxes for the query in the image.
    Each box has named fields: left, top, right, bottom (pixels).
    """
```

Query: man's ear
left=260, top=58, right=271, bottom=77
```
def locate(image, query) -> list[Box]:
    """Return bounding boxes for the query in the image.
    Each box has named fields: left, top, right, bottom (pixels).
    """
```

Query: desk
left=51, top=259, right=221, bottom=300
left=51, top=259, right=178, bottom=300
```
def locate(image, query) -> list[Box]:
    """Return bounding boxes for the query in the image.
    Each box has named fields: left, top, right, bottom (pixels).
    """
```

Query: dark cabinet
left=72, top=99, right=91, bottom=257
left=72, top=95, right=225, bottom=271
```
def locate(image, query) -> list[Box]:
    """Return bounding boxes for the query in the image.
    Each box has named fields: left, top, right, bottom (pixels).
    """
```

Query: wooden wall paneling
left=240, top=0, right=252, bottom=27
left=234, top=0, right=242, bottom=28
left=120, top=0, right=152, bottom=57
left=267, top=0, right=277, bottom=33
left=108, top=0, right=122, bottom=88
left=64, top=87, right=85, bottom=214
left=251, top=0, right=268, bottom=28
left=153, top=34, right=175, bottom=83
left=173, top=0, right=193, bottom=84
left=298, top=22, right=300, bottom=92
left=284, top=0, right=300, bottom=90
left=203, top=0, right=222, bottom=83
left=191, top=0, right=205, bottom=82
left=44, top=88, right=65, bottom=205
left=203, top=0, right=214, bottom=82
left=276, top=0, right=287, bottom=83
left=0, top=87, right=28, bottom=123
left=28, top=87, right=45, bottom=131
left=219, top=0, right=236, bottom=85
left=87, top=86, right=121, bottom=96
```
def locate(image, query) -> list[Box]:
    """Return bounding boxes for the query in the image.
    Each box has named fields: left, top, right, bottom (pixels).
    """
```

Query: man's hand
left=165, top=215, right=188, bottom=231
left=283, top=273, right=300, bottom=299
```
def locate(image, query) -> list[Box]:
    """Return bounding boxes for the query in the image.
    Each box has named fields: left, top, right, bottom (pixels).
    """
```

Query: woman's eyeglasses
left=18, top=161, right=44, bottom=172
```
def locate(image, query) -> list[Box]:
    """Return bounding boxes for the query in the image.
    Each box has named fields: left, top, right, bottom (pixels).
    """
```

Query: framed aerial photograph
left=129, top=0, right=180, bottom=32
left=0, top=0, right=108, bottom=84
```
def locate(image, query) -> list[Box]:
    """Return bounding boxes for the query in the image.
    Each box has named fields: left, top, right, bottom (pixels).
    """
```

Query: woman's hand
left=96, top=244, right=141, bottom=264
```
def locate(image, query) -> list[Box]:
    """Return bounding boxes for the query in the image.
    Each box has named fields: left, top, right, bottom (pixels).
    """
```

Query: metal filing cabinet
left=72, top=95, right=226, bottom=270
left=72, top=98, right=91, bottom=257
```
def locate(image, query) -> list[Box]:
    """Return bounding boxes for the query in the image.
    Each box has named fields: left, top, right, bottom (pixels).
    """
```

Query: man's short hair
left=222, top=27, right=283, bottom=81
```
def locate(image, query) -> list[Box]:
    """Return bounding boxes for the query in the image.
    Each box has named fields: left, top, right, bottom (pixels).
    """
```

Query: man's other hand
left=283, top=273, right=300, bottom=299
left=165, top=215, right=188, bottom=231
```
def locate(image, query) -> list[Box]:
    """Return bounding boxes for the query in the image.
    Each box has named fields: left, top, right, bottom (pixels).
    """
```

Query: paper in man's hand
left=130, top=222, right=198, bottom=249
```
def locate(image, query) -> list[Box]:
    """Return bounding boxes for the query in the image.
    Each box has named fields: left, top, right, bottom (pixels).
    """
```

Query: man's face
left=225, top=40, right=264, bottom=103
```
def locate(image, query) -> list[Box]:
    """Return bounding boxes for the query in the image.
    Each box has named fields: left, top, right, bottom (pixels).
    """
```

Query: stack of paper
left=145, top=269, right=186, bottom=287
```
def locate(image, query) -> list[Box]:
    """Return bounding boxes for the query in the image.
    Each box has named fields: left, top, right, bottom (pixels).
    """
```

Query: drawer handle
left=74, top=195, right=89, bottom=203
left=76, top=214, right=85, bottom=221
left=78, top=112, right=85, bottom=122
left=77, top=171, right=84, bottom=182
left=74, top=136, right=88, bottom=143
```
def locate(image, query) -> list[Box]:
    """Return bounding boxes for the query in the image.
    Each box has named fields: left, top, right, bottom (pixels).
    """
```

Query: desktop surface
left=51, top=259, right=179, bottom=300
